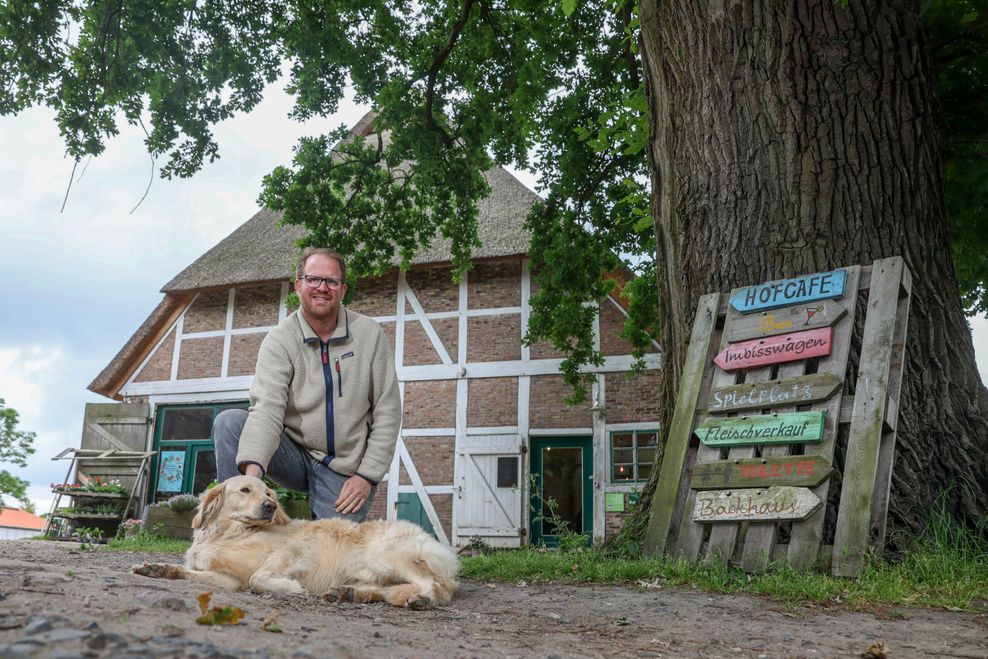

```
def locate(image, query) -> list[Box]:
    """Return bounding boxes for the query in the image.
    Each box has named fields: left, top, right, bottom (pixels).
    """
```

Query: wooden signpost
left=707, top=373, right=842, bottom=414
left=691, top=456, right=834, bottom=490
left=713, top=327, right=833, bottom=371
left=693, top=486, right=822, bottom=523
left=695, top=411, right=826, bottom=447
left=643, top=257, right=911, bottom=579
left=730, top=269, right=847, bottom=313
left=726, top=300, right=848, bottom=343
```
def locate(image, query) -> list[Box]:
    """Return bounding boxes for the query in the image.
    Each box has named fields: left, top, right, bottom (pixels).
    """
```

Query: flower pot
left=145, top=507, right=196, bottom=540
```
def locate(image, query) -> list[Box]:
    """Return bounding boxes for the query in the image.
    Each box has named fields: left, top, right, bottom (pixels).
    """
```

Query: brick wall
left=399, top=436, right=455, bottom=485
left=350, top=271, right=399, bottom=317
left=177, top=337, right=224, bottom=379
left=183, top=291, right=228, bottom=332
left=406, top=267, right=457, bottom=312
left=233, top=284, right=280, bottom=329
left=599, top=297, right=636, bottom=357
left=468, top=260, right=521, bottom=309
left=402, top=380, right=456, bottom=428
left=402, top=318, right=458, bottom=366
left=467, top=378, right=518, bottom=427
left=366, top=482, right=389, bottom=521
left=604, top=370, right=662, bottom=424
left=467, top=315, right=521, bottom=362
left=228, top=333, right=265, bottom=377
left=530, top=375, right=592, bottom=428
left=134, top=330, right=175, bottom=382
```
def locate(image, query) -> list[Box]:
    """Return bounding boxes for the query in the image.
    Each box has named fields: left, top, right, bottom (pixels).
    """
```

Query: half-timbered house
left=85, top=128, right=662, bottom=547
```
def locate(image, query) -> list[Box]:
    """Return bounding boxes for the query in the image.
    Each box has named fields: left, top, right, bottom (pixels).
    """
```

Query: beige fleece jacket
left=236, top=308, right=401, bottom=482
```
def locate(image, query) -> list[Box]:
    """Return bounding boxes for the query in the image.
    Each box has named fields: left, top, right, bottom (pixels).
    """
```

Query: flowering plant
left=52, top=477, right=126, bottom=495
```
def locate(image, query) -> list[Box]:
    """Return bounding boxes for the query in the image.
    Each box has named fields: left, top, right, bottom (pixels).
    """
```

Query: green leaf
left=561, top=0, right=577, bottom=17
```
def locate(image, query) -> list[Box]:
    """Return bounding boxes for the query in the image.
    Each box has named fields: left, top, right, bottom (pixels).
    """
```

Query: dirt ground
left=0, top=540, right=985, bottom=658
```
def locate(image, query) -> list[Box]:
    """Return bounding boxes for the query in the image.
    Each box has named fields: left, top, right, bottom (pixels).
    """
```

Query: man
left=213, top=247, right=401, bottom=521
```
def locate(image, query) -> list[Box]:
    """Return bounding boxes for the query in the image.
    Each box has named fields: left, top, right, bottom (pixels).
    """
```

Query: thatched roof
left=90, top=114, right=541, bottom=399
left=161, top=166, right=538, bottom=293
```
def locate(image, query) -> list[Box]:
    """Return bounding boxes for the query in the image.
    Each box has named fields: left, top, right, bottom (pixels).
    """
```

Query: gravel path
left=1, top=539, right=985, bottom=658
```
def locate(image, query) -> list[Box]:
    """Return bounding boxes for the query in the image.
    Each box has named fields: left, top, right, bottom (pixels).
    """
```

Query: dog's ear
left=193, top=482, right=225, bottom=529
left=272, top=500, right=291, bottom=526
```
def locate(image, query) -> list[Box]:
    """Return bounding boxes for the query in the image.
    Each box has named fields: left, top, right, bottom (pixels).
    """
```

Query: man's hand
left=335, top=475, right=371, bottom=514
left=243, top=464, right=264, bottom=479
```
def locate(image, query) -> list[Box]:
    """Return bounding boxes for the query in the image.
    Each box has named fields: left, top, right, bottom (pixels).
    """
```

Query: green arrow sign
left=695, top=411, right=826, bottom=447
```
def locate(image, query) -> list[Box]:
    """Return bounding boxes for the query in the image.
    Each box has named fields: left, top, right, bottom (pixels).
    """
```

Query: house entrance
left=529, top=436, right=593, bottom=547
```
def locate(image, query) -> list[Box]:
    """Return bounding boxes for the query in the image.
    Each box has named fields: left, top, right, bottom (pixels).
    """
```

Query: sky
left=1, top=80, right=988, bottom=520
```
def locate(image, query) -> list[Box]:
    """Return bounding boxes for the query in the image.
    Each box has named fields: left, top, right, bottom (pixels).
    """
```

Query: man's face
left=295, top=254, right=347, bottom=324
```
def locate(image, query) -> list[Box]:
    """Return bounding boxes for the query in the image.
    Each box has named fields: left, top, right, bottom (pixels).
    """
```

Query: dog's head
left=193, top=475, right=292, bottom=531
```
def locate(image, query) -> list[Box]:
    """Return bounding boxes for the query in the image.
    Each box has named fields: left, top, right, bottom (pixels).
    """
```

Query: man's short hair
left=296, top=247, right=347, bottom=283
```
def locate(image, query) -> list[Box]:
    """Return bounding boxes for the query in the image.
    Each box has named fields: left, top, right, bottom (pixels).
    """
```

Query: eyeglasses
left=300, top=275, right=344, bottom=290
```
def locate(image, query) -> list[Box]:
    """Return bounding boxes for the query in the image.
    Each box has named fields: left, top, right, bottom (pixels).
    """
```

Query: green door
left=395, top=492, right=437, bottom=539
left=530, top=436, right=593, bottom=547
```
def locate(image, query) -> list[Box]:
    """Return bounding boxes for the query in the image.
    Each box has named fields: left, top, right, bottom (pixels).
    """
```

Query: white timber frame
left=118, top=260, right=663, bottom=547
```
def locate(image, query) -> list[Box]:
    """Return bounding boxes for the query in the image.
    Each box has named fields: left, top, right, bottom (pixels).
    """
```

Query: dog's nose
left=263, top=500, right=277, bottom=514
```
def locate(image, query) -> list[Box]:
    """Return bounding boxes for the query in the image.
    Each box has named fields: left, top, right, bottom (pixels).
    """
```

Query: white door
left=454, top=434, right=524, bottom=547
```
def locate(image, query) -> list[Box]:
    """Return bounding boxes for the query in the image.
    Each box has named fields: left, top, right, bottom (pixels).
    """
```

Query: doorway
left=529, top=436, right=593, bottom=547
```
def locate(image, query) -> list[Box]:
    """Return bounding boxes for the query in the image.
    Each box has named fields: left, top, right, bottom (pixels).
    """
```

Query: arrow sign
left=692, top=486, right=822, bottom=522
left=730, top=269, right=847, bottom=314
left=690, top=456, right=834, bottom=490
left=707, top=373, right=842, bottom=414
left=725, top=299, right=848, bottom=343
left=713, top=327, right=833, bottom=372
left=695, top=410, right=826, bottom=447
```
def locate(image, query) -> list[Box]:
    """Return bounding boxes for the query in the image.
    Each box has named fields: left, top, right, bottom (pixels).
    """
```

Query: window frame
left=609, top=429, right=659, bottom=484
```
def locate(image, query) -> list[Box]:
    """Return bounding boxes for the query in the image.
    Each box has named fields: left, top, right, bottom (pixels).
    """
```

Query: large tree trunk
left=634, top=0, right=988, bottom=544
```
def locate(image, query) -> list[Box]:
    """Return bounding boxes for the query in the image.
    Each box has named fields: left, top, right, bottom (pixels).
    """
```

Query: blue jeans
left=212, top=409, right=375, bottom=522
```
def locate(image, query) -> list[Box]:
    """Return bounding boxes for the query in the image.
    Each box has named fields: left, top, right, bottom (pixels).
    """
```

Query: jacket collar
left=297, top=308, right=351, bottom=345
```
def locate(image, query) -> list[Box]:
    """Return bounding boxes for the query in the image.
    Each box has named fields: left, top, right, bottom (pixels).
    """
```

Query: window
left=610, top=430, right=657, bottom=482
left=150, top=402, right=247, bottom=502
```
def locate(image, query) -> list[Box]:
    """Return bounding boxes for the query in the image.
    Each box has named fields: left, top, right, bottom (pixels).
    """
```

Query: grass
left=104, top=532, right=191, bottom=554
left=462, top=505, right=988, bottom=612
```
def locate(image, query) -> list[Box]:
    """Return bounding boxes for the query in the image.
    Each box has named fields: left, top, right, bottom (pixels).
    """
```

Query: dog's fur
left=132, top=476, right=458, bottom=608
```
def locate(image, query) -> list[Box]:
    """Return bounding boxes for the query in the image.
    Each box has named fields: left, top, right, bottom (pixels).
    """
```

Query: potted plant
left=144, top=494, right=199, bottom=540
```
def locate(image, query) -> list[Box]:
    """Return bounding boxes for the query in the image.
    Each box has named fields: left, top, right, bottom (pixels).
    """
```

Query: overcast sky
left=2, top=80, right=987, bottom=519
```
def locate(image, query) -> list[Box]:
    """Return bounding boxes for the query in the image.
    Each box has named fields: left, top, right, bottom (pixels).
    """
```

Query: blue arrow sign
left=730, top=269, right=847, bottom=314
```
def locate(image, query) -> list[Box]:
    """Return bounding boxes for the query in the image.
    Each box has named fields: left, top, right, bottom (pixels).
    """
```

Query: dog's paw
left=132, top=562, right=177, bottom=579
left=322, top=587, right=355, bottom=603
left=405, top=595, right=432, bottom=610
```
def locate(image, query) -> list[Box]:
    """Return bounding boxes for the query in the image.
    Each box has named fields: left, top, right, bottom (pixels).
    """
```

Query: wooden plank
left=832, top=258, right=904, bottom=577
left=695, top=411, right=826, bottom=447
left=707, top=373, right=842, bottom=414
left=785, top=266, right=861, bottom=571
left=690, top=456, right=834, bottom=490
left=725, top=299, right=848, bottom=343
left=643, top=293, right=721, bottom=556
left=867, top=261, right=911, bottom=562
left=693, top=487, right=822, bottom=523
left=730, top=269, right=847, bottom=313
left=713, top=327, right=833, bottom=371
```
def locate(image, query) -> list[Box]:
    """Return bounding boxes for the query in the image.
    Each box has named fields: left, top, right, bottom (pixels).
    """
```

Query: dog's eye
left=240, top=487, right=250, bottom=493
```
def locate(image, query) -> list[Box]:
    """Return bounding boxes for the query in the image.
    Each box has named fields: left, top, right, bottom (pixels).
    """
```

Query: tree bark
left=635, top=0, right=988, bottom=541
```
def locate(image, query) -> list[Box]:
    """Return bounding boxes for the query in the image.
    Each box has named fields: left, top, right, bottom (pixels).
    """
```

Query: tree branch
left=424, top=0, right=477, bottom=146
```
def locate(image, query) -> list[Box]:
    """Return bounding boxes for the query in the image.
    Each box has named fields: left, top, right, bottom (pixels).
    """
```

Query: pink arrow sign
left=714, top=327, right=833, bottom=372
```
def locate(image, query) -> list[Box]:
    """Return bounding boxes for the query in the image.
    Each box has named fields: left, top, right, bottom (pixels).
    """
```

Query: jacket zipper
left=334, top=357, right=343, bottom=397
left=320, top=342, right=335, bottom=457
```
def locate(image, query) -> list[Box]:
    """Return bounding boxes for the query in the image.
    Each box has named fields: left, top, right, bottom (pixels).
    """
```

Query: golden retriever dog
left=132, top=475, right=458, bottom=609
